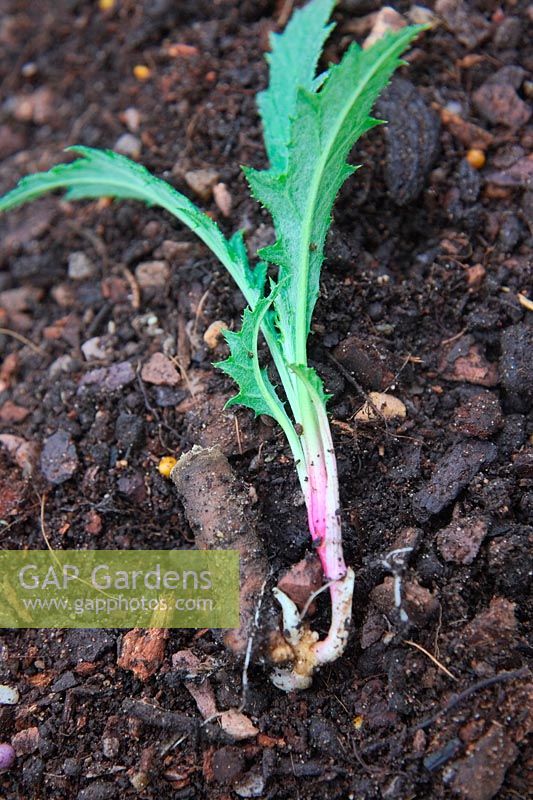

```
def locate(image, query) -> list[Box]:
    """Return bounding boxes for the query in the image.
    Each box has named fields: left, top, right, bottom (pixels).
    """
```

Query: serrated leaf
left=215, top=288, right=285, bottom=420
left=247, top=25, right=424, bottom=364
left=0, top=146, right=264, bottom=307
left=258, top=0, right=336, bottom=173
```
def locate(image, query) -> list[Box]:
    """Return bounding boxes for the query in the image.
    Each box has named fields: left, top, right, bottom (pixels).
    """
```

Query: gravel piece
left=451, top=722, right=518, bottom=800
left=40, top=429, right=79, bottom=484
left=68, top=251, right=96, bottom=280
left=454, top=391, right=503, bottom=438
left=473, top=66, right=531, bottom=129
left=114, top=133, right=141, bottom=158
left=436, top=516, right=488, bottom=564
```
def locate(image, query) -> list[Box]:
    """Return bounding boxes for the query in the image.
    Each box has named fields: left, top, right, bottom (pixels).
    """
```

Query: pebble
left=135, top=260, right=170, bottom=289
left=0, top=685, right=19, bottom=705
left=450, top=722, right=518, bottom=800
left=68, top=251, right=97, bottom=281
left=81, top=337, right=108, bottom=361
left=435, top=0, right=491, bottom=49
left=22, top=756, right=43, bottom=789
left=141, top=352, right=180, bottom=386
left=9, top=86, right=54, bottom=124
left=0, top=743, right=15, bottom=770
left=12, top=727, right=39, bottom=756
left=363, top=7, right=405, bottom=48
left=115, top=412, right=144, bottom=451
left=213, top=182, right=232, bottom=216
left=78, top=361, right=136, bottom=394
left=454, top=391, right=503, bottom=438
left=117, top=472, right=147, bottom=504
left=462, top=596, right=517, bottom=655
left=122, top=107, right=141, bottom=133
left=436, top=516, right=488, bottom=564
left=117, top=628, right=168, bottom=681
left=234, top=770, right=265, bottom=798
left=114, top=133, right=141, bottom=159
left=50, top=671, right=78, bottom=693
left=277, top=554, right=323, bottom=612
left=413, top=440, right=497, bottom=519
left=40, top=429, right=79, bottom=484
left=184, top=168, right=220, bottom=201
left=493, top=16, right=522, bottom=50
left=0, top=401, right=30, bottom=424
left=473, top=66, right=531, bottom=129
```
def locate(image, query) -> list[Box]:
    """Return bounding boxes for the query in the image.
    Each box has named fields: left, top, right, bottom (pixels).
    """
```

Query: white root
left=270, top=567, right=355, bottom=691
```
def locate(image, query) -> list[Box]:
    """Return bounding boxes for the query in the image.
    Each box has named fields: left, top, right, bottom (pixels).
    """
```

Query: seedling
left=0, top=0, right=423, bottom=689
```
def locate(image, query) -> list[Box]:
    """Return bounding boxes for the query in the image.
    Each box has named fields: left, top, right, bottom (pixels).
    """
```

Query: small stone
left=78, top=361, right=136, bottom=394
left=435, top=0, right=491, bottom=49
left=277, top=554, right=323, bottom=612
left=213, top=182, right=232, bottom=216
left=117, top=472, right=147, bottom=504
left=135, top=260, right=170, bottom=289
left=10, top=87, right=54, bottom=124
left=50, top=671, right=78, bottom=693
left=0, top=401, right=30, bottom=424
left=0, top=685, right=19, bottom=705
left=12, top=726, right=39, bottom=756
left=436, top=516, right=488, bottom=564
left=102, top=736, right=120, bottom=758
left=0, top=743, right=16, bottom=770
left=115, top=412, right=144, bottom=451
left=466, top=264, right=486, bottom=291
left=355, top=392, right=406, bottom=422
left=493, top=16, right=522, bottom=50
left=81, top=337, right=108, bottom=361
left=203, top=320, right=229, bottom=349
left=184, top=168, right=220, bottom=201
left=114, top=133, right=141, bottom=159
left=141, top=352, right=180, bottom=386
left=41, top=430, right=79, bottom=485
left=371, top=577, right=439, bottom=625
left=363, top=7, right=405, bottom=48
left=234, top=770, right=265, bottom=798
left=473, top=67, right=531, bottom=129
left=49, top=355, right=78, bottom=379
left=68, top=251, right=97, bottom=281
left=122, top=107, right=141, bottom=132
left=454, top=391, right=503, bottom=438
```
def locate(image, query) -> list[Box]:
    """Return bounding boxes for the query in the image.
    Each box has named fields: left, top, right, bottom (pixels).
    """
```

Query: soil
left=0, top=1, right=532, bottom=799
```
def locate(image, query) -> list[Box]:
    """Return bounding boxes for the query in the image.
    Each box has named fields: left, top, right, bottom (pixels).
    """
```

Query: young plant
left=0, top=0, right=423, bottom=689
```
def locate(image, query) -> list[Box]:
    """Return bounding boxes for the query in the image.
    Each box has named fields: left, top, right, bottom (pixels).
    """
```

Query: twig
left=415, top=668, right=530, bottom=731
left=404, top=639, right=457, bottom=681
left=0, top=328, right=46, bottom=356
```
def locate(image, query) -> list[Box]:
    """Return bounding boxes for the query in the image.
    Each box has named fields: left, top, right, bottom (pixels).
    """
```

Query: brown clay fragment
left=170, top=446, right=269, bottom=656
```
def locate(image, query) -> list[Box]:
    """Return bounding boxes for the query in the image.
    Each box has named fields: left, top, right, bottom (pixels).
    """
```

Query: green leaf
left=246, top=25, right=424, bottom=365
left=290, top=363, right=332, bottom=407
left=258, top=0, right=336, bottom=173
left=214, top=287, right=285, bottom=420
left=0, top=146, right=264, bottom=307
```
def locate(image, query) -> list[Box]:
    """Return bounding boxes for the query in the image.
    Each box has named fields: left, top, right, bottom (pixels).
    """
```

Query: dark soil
left=0, top=1, right=532, bottom=798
